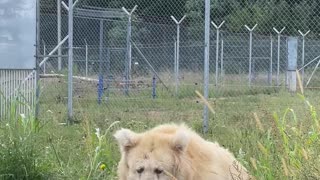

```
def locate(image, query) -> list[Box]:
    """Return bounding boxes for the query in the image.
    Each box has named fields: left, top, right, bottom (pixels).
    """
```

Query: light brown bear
left=114, top=123, right=252, bottom=180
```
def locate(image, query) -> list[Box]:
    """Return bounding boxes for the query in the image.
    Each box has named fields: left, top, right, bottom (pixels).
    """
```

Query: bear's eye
left=137, top=167, right=144, bottom=174
left=154, top=168, right=163, bottom=174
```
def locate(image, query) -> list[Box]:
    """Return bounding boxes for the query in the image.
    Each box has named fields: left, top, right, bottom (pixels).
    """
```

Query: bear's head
left=114, top=126, right=190, bottom=180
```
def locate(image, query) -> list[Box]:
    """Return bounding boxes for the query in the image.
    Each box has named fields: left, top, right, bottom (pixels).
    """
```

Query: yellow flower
left=99, top=163, right=106, bottom=171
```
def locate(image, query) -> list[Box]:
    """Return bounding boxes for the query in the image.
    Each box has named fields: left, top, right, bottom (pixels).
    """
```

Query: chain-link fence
left=37, top=0, right=320, bottom=123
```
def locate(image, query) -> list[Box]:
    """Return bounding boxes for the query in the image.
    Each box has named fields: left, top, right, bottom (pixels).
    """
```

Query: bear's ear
left=114, top=128, right=139, bottom=152
left=172, top=130, right=189, bottom=152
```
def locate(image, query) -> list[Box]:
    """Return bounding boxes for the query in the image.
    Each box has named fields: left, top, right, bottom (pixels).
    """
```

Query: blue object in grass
left=152, top=75, right=156, bottom=99
left=98, top=75, right=104, bottom=104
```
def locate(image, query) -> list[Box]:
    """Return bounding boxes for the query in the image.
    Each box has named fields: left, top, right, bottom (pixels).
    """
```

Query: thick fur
left=114, top=123, right=252, bottom=180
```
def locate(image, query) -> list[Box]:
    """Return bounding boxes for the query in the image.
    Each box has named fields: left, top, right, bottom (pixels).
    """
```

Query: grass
left=0, top=100, right=51, bottom=179
left=0, top=75, right=320, bottom=179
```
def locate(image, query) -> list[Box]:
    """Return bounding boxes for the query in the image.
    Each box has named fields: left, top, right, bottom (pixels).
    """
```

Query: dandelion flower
left=100, top=163, right=106, bottom=171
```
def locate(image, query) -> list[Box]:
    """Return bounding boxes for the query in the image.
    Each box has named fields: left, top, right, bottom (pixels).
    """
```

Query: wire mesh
left=38, top=0, right=320, bottom=121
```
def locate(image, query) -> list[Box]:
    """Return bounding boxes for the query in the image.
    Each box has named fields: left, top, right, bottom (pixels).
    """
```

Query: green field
left=1, top=79, right=320, bottom=179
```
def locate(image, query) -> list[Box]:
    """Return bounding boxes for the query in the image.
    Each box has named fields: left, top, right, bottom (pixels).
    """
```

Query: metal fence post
left=67, top=0, right=74, bottom=122
left=60, top=0, right=80, bottom=122
left=105, top=48, right=111, bottom=102
left=298, top=30, right=310, bottom=85
left=287, top=37, right=298, bottom=92
left=177, top=23, right=180, bottom=95
left=203, top=0, right=210, bottom=133
left=174, top=40, right=177, bottom=85
left=122, top=5, right=138, bottom=95
left=273, top=27, right=285, bottom=86
left=171, top=15, right=186, bottom=96
left=220, top=39, right=224, bottom=82
left=211, top=21, right=225, bottom=87
left=35, top=0, right=40, bottom=120
left=245, top=24, right=257, bottom=87
left=57, top=0, right=62, bottom=71
left=152, top=75, right=156, bottom=99
left=269, top=34, right=273, bottom=85
left=98, top=20, right=104, bottom=104
left=85, top=39, right=88, bottom=77
left=42, top=40, right=46, bottom=74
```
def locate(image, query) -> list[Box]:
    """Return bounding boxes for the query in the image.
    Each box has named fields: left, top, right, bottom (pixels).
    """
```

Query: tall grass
left=247, top=94, right=320, bottom=179
left=0, top=93, right=122, bottom=179
left=1, top=69, right=319, bottom=179
left=0, top=98, right=50, bottom=179
left=247, top=71, right=320, bottom=179
left=196, top=74, right=320, bottom=179
left=85, top=121, right=120, bottom=180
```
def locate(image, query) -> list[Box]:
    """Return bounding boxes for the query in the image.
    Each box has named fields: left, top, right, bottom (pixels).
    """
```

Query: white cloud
left=0, top=0, right=36, bottom=69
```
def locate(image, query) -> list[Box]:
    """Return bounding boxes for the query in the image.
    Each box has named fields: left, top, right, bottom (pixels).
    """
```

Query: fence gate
left=0, top=69, right=36, bottom=119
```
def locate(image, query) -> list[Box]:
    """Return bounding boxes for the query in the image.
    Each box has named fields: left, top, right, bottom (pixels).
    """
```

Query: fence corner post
left=287, top=37, right=298, bottom=93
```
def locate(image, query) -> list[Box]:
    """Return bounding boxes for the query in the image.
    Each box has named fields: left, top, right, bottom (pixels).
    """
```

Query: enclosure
left=1, top=0, right=320, bottom=179
left=36, top=0, right=320, bottom=124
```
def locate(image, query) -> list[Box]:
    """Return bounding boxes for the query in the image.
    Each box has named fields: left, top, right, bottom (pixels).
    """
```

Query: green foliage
left=86, top=121, right=120, bottom=180
left=83, top=0, right=187, bottom=18
left=0, top=101, right=52, bottom=179
left=107, top=20, right=128, bottom=47
left=40, top=0, right=320, bottom=48
left=2, top=81, right=320, bottom=179
left=185, top=0, right=320, bottom=34
left=249, top=94, right=320, bottom=179
left=189, top=88, right=320, bottom=179
left=79, top=0, right=320, bottom=37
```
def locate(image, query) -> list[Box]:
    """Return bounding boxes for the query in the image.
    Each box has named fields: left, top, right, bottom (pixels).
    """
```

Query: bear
left=114, top=123, right=253, bottom=180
